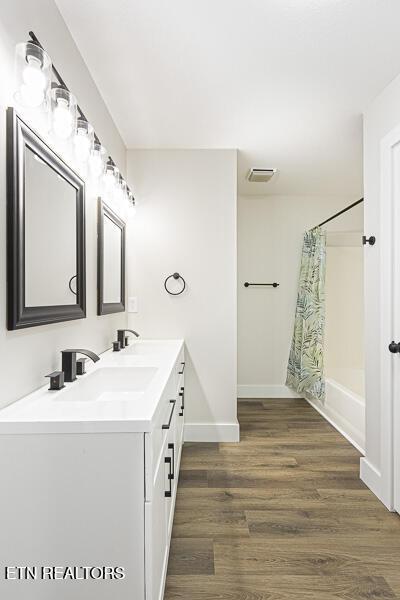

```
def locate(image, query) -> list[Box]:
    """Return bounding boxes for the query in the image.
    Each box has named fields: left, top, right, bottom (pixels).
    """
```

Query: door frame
left=378, top=124, right=400, bottom=511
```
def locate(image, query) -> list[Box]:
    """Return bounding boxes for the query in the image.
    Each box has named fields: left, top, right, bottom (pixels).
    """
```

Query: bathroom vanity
left=0, top=340, right=184, bottom=600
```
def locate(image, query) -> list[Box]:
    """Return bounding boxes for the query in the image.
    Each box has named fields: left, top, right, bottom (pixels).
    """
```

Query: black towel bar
left=244, top=282, right=279, bottom=288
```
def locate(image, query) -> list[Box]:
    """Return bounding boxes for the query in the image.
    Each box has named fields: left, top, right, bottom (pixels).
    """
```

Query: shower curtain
left=286, top=227, right=326, bottom=402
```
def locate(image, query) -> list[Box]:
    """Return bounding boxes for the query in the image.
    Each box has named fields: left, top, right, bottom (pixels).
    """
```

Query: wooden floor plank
left=172, top=509, right=250, bottom=539
left=167, top=538, right=214, bottom=576
left=165, top=575, right=396, bottom=600
left=165, top=398, right=400, bottom=599
left=180, top=453, right=298, bottom=470
left=174, top=487, right=380, bottom=511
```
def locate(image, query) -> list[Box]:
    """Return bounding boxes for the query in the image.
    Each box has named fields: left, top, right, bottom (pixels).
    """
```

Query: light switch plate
left=128, top=297, right=138, bottom=313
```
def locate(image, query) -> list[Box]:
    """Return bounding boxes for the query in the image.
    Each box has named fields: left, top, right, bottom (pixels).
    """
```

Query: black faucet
left=117, top=329, right=139, bottom=349
left=61, top=349, right=100, bottom=382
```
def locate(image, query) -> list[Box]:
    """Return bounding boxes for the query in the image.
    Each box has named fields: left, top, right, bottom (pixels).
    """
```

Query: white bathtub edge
left=306, top=395, right=365, bottom=454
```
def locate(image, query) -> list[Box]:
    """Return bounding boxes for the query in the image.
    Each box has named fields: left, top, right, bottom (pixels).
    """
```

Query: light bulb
left=104, top=172, right=114, bottom=189
left=74, top=128, right=91, bottom=162
left=53, top=97, right=73, bottom=139
left=19, top=56, right=46, bottom=107
left=114, top=179, right=126, bottom=204
left=90, top=153, right=102, bottom=174
left=103, top=164, right=117, bottom=194
left=89, top=143, right=106, bottom=179
left=14, top=42, right=51, bottom=109
left=23, top=56, right=46, bottom=89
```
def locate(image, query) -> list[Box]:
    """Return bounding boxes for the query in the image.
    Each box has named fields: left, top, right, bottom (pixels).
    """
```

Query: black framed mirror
left=6, top=108, right=86, bottom=330
left=97, top=199, right=126, bottom=315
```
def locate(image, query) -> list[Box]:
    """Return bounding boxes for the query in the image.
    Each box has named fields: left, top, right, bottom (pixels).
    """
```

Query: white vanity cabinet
left=145, top=348, right=185, bottom=600
left=0, top=341, right=185, bottom=600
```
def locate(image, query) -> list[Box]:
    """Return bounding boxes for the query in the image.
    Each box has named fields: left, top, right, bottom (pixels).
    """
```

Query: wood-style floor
left=165, top=398, right=400, bottom=600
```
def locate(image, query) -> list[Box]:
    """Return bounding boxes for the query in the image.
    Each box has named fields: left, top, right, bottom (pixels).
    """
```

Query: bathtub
left=307, top=369, right=365, bottom=453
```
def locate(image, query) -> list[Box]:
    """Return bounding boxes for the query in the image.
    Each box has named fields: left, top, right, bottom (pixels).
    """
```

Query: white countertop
left=0, top=339, right=184, bottom=434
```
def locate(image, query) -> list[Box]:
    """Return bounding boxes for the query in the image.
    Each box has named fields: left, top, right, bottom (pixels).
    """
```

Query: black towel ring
left=68, top=275, right=77, bottom=296
left=164, top=272, right=186, bottom=295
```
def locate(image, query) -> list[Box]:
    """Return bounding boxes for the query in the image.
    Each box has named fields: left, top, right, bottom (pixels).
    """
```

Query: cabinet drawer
left=144, top=427, right=178, bottom=600
left=145, top=398, right=176, bottom=501
left=144, top=446, right=169, bottom=600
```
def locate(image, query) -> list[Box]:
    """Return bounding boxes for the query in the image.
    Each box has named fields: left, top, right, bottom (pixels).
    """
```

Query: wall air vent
left=247, top=168, right=277, bottom=183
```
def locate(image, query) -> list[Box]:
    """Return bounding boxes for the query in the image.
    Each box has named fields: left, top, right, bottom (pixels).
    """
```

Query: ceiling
left=55, top=0, right=400, bottom=195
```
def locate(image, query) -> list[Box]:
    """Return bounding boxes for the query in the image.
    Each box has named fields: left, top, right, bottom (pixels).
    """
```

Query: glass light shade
left=103, top=162, right=118, bottom=196
left=73, top=119, right=94, bottom=163
left=128, top=191, right=137, bottom=214
left=51, top=87, right=77, bottom=140
left=114, top=176, right=127, bottom=204
left=14, top=42, right=52, bottom=109
left=89, top=142, right=107, bottom=179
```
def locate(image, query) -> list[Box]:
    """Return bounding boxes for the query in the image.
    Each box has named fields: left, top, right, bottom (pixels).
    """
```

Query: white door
left=381, top=125, right=400, bottom=513
left=391, top=139, right=400, bottom=514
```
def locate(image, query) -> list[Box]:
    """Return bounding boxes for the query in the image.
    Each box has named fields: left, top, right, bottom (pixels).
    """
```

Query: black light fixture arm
left=28, top=31, right=119, bottom=171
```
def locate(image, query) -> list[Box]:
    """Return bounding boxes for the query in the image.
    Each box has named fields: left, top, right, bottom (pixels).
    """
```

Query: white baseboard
left=360, top=457, right=392, bottom=510
left=184, top=422, right=240, bottom=442
left=237, top=384, right=300, bottom=399
left=306, top=396, right=365, bottom=454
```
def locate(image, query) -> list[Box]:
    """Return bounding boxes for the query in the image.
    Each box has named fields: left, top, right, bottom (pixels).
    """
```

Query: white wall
left=237, top=194, right=360, bottom=398
left=362, top=71, right=400, bottom=506
left=0, top=0, right=128, bottom=409
left=321, top=232, right=365, bottom=453
left=127, top=149, right=238, bottom=442
left=325, top=244, right=364, bottom=396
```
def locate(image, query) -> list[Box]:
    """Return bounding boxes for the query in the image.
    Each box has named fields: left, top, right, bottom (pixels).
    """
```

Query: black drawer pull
left=162, top=399, right=176, bottom=430
left=179, top=387, right=184, bottom=417
left=168, top=443, right=175, bottom=479
left=178, top=362, right=185, bottom=375
left=164, top=456, right=172, bottom=497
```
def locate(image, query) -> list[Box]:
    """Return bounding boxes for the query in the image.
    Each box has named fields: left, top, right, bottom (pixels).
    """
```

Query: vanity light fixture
left=14, top=41, right=52, bottom=108
left=51, top=86, right=77, bottom=140
left=13, top=31, right=134, bottom=213
left=74, top=118, right=94, bottom=163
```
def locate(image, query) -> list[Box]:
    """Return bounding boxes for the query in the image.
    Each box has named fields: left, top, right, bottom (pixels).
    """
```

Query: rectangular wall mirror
left=6, top=108, right=86, bottom=330
left=97, top=199, right=126, bottom=315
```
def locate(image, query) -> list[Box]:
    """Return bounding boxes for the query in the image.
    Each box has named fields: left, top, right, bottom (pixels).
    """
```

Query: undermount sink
left=58, top=366, right=158, bottom=402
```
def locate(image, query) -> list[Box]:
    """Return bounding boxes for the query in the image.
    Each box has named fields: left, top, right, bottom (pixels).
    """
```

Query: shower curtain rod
left=314, top=198, right=364, bottom=229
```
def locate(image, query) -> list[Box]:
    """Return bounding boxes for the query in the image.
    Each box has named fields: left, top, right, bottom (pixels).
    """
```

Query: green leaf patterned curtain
left=286, top=227, right=326, bottom=402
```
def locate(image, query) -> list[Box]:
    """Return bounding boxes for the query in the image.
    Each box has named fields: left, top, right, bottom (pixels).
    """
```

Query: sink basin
left=58, top=366, right=157, bottom=402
